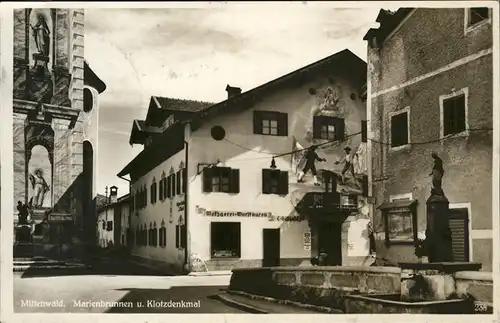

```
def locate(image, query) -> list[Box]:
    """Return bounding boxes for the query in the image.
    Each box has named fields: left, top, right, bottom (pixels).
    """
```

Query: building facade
left=119, top=50, right=370, bottom=273
left=364, top=8, right=493, bottom=270
left=13, top=8, right=106, bottom=259
left=96, top=187, right=130, bottom=248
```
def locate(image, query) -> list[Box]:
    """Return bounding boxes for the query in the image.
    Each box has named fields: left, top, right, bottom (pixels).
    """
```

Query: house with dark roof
left=118, top=49, right=369, bottom=274
left=96, top=186, right=130, bottom=248
left=364, top=8, right=494, bottom=271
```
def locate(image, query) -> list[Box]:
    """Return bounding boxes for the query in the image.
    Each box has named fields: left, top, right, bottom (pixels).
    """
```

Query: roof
left=129, top=119, right=162, bottom=145
left=154, top=96, right=214, bottom=113
left=363, top=8, right=415, bottom=44
left=190, top=49, right=366, bottom=129
left=378, top=199, right=417, bottom=210
left=84, top=61, right=106, bottom=94
left=97, top=193, right=130, bottom=213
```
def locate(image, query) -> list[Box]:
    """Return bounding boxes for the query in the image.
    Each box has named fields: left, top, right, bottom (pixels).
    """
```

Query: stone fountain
left=345, top=153, right=482, bottom=314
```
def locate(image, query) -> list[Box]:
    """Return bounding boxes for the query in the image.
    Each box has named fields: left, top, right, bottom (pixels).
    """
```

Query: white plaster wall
left=130, top=149, right=186, bottom=268
left=187, top=74, right=366, bottom=262
left=97, top=207, right=114, bottom=247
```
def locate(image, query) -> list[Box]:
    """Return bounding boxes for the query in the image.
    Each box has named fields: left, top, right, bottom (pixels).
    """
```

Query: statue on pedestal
left=429, top=152, right=444, bottom=196
left=29, top=168, right=50, bottom=208
left=31, top=13, right=50, bottom=57
left=16, top=201, right=29, bottom=225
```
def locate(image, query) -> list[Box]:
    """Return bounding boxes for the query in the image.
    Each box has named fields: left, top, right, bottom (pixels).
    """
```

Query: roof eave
left=84, top=61, right=106, bottom=94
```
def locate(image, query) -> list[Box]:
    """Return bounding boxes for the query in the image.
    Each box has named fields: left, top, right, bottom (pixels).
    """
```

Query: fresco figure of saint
left=429, top=152, right=445, bottom=196
left=335, top=147, right=357, bottom=186
left=29, top=168, right=50, bottom=208
left=297, top=145, right=327, bottom=186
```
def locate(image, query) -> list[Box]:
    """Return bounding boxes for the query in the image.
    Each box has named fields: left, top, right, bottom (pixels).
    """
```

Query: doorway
left=263, top=228, right=280, bottom=267
left=449, top=207, right=470, bottom=262
left=317, top=222, right=342, bottom=265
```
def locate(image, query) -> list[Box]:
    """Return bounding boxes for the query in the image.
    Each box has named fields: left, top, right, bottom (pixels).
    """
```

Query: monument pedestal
left=426, top=194, right=453, bottom=262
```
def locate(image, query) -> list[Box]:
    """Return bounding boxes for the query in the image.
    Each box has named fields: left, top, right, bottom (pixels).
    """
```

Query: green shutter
left=253, top=111, right=262, bottom=134
left=278, top=113, right=288, bottom=136
left=335, top=117, right=345, bottom=140
left=278, top=171, right=289, bottom=195
left=230, top=169, right=240, bottom=194
left=202, top=167, right=213, bottom=193
left=262, top=169, right=271, bottom=194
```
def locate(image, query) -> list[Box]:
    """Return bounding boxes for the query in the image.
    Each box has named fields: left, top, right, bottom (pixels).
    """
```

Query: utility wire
left=222, top=127, right=493, bottom=163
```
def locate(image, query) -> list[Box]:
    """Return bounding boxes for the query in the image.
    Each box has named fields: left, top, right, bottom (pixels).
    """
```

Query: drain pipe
left=183, top=140, right=189, bottom=273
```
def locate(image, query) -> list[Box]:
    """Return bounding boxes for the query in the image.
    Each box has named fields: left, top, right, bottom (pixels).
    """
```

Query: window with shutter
left=361, top=120, right=367, bottom=142
left=159, top=179, right=164, bottom=201
left=171, top=173, right=176, bottom=197
left=230, top=169, right=240, bottom=193
left=175, top=225, right=180, bottom=248
left=443, top=94, right=466, bottom=136
left=182, top=168, right=187, bottom=193
left=449, top=208, right=469, bottom=262
left=390, top=112, right=409, bottom=148
left=313, top=116, right=345, bottom=140
left=167, top=175, right=172, bottom=197
left=180, top=225, right=187, bottom=248
left=254, top=111, right=288, bottom=136
left=202, top=167, right=213, bottom=192
left=262, top=169, right=272, bottom=194
left=278, top=171, right=289, bottom=195
left=176, top=170, right=182, bottom=195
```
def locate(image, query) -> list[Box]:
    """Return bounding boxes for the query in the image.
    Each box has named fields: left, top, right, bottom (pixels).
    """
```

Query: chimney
left=225, top=85, right=242, bottom=99
left=109, top=186, right=118, bottom=203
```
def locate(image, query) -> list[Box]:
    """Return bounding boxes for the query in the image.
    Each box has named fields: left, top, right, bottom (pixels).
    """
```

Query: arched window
left=150, top=178, right=157, bottom=204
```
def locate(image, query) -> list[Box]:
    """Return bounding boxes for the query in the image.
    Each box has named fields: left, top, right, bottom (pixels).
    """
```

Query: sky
left=85, top=5, right=391, bottom=197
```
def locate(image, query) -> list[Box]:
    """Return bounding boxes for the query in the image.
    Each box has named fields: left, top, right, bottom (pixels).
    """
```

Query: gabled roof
left=129, top=119, right=162, bottom=145
left=190, top=49, right=366, bottom=129
left=363, top=8, right=415, bottom=44
left=154, top=96, right=214, bottom=113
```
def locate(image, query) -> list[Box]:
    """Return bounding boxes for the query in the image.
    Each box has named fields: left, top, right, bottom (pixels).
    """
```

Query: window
left=441, top=91, right=467, bottom=137
left=361, top=120, right=367, bottom=143
left=313, top=116, right=345, bottom=140
left=467, top=8, right=489, bottom=27
left=390, top=109, right=409, bottom=148
left=152, top=223, right=158, bottom=247
left=203, top=167, right=240, bottom=193
left=175, top=224, right=187, bottom=249
left=159, top=221, right=167, bottom=247
left=150, top=179, right=157, bottom=204
left=322, top=171, right=337, bottom=193
left=166, top=173, right=176, bottom=198
left=121, top=234, right=125, bottom=245
left=262, top=169, right=288, bottom=195
left=182, top=168, right=187, bottom=193
left=102, top=220, right=106, bottom=230
left=253, top=111, right=288, bottom=136
left=106, top=221, right=113, bottom=231
left=135, top=227, right=140, bottom=246
left=159, top=173, right=166, bottom=201
left=210, top=222, right=241, bottom=258
left=176, top=170, right=182, bottom=195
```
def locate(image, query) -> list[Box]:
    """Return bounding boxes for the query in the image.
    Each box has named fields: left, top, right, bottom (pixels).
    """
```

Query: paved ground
left=14, top=273, right=242, bottom=313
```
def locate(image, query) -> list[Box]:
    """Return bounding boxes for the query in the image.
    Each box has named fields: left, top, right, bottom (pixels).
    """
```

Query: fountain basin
left=345, top=293, right=474, bottom=314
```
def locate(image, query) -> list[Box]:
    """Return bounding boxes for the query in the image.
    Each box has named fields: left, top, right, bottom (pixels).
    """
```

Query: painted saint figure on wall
left=31, top=13, right=50, bottom=57
left=29, top=168, right=50, bottom=208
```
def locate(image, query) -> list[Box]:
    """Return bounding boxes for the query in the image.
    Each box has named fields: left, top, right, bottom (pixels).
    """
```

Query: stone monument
left=399, top=152, right=481, bottom=302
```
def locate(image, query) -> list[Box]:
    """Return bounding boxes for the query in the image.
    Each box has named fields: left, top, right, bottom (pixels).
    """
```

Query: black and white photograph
left=1, top=1, right=499, bottom=322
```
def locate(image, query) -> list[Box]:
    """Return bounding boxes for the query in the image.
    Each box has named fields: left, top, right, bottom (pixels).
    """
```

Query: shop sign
left=196, top=206, right=270, bottom=218
left=268, top=215, right=302, bottom=222
left=303, top=232, right=311, bottom=251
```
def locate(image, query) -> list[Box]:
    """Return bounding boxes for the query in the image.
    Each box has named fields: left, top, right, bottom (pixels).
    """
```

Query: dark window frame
left=253, top=111, right=288, bottom=136
left=210, top=222, right=241, bottom=259
left=203, top=167, right=240, bottom=194
left=382, top=202, right=418, bottom=246
left=467, top=7, right=490, bottom=27
left=150, top=180, right=157, bottom=204
left=176, top=169, right=182, bottom=195
left=390, top=110, right=409, bottom=148
left=262, top=169, right=289, bottom=195
left=442, top=93, right=467, bottom=137
left=312, top=116, right=345, bottom=141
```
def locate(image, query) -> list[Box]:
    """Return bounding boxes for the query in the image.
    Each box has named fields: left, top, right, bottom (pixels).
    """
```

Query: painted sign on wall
left=303, top=232, right=312, bottom=251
